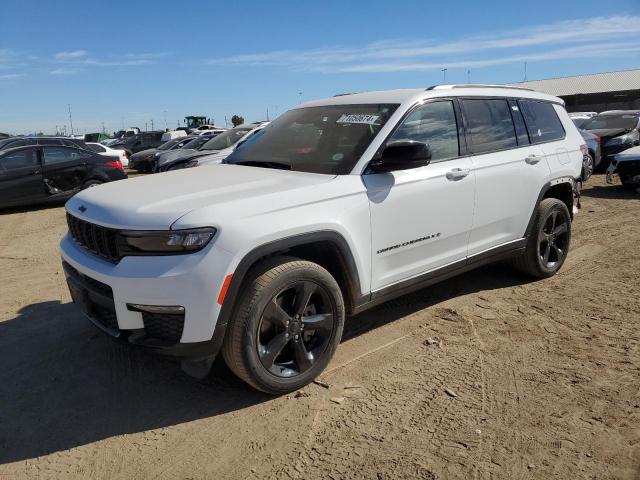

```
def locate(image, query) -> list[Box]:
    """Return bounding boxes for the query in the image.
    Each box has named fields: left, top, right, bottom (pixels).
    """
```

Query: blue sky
left=1, top=0, right=639, bottom=134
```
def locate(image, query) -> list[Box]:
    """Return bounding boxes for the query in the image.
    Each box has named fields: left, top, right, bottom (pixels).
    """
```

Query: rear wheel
left=514, top=198, right=571, bottom=278
left=222, top=257, right=345, bottom=394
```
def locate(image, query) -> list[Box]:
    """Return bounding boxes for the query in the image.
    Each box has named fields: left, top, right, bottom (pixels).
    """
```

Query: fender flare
left=524, top=177, right=578, bottom=238
left=216, top=230, right=362, bottom=327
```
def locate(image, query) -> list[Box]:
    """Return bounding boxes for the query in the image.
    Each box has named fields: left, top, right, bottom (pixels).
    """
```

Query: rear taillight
left=580, top=144, right=588, bottom=155
left=105, top=160, right=124, bottom=170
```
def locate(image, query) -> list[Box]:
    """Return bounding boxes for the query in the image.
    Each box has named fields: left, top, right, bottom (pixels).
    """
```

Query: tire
left=222, top=256, right=345, bottom=394
left=82, top=179, right=103, bottom=190
left=514, top=198, right=571, bottom=278
left=582, top=153, right=594, bottom=181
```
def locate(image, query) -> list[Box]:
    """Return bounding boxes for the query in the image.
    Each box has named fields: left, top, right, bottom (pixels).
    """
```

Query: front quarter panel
left=172, top=174, right=373, bottom=298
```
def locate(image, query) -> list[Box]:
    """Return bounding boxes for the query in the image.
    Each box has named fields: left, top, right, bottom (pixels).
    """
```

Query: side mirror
left=368, top=140, right=431, bottom=173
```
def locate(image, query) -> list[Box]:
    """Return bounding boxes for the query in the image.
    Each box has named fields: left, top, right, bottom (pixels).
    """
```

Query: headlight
left=118, top=227, right=216, bottom=255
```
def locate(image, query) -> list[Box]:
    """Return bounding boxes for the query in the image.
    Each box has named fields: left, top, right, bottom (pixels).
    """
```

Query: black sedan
left=0, top=144, right=127, bottom=209
left=128, top=136, right=198, bottom=173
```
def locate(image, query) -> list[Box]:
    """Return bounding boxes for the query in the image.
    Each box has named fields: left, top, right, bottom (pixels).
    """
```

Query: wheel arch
left=217, top=231, right=363, bottom=327
left=524, top=178, right=576, bottom=239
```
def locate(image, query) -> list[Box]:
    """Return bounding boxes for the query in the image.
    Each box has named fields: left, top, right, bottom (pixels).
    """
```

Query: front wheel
left=222, top=257, right=345, bottom=394
left=514, top=198, right=571, bottom=278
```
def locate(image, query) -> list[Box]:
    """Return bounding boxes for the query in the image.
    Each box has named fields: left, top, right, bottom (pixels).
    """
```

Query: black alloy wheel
left=257, top=281, right=335, bottom=377
left=538, top=209, right=569, bottom=269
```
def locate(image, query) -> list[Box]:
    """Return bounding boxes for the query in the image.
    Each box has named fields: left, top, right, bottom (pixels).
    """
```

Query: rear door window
left=43, top=146, right=91, bottom=165
left=461, top=99, right=517, bottom=154
left=519, top=100, right=565, bottom=144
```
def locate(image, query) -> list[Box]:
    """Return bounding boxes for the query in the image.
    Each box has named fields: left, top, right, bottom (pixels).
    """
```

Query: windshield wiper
left=231, top=160, right=292, bottom=170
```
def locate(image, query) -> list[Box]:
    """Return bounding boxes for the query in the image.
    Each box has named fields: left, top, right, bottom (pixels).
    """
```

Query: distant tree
left=231, top=115, right=244, bottom=127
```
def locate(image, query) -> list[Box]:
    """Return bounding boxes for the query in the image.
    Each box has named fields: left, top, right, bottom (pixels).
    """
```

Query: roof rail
left=426, top=84, right=534, bottom=92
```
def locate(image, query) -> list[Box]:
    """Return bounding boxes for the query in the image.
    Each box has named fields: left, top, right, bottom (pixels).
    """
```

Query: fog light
left=127, top=304, right=185, bottom=315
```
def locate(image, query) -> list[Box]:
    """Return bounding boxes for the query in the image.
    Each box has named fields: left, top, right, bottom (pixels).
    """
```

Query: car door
left=42, top=146, right=91, bottom=194
left=0, top=147, right=45, bottom=207
left=364, top=99, right=476, bottom=291
left=460, top=97, right=550, bottom=256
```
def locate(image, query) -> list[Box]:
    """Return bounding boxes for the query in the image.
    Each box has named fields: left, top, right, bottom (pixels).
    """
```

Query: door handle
left=446, top=168, right=470, bottom=180
left=525, top=155, right=541, bottom=165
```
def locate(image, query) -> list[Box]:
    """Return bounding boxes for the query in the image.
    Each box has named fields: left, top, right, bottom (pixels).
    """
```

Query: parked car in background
left=61, top=85, right=583, bottom=393
left=606, top=145, right=640, bottom=188
left=86, top=142, right=130, bottom=167
left=152, top=133, right=219, bottom=168
left=110, top=131, right=165, bottom=156
left=190, top=127, right=227, bottom=136
left=0, top=136, right=91, bottom=152
left=0, top=133, right=11, bottom=139
left=0, top=143, right=126, bottom=209
left=581, top=111, right=640, bottom=167
left=578, top=130, right=601, bottom=180
left=570, top=112, right=597, bottom=129
left=156, top=123, right=268, bottom=172
left=161, top=131, right=187, bottom=142
left=129, top=136, right=199, bottom=173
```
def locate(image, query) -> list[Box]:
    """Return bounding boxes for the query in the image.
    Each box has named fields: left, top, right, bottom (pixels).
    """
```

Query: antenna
left=68, top=104, right=74, bottom=136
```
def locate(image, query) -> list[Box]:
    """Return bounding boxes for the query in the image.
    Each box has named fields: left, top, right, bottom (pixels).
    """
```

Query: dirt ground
left=0, top=174, right=638, bottom=480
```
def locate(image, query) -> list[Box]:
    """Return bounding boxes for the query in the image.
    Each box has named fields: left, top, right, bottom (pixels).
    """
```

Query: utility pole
left=523, top=62, right=528, bottom=82
left=441, top=68, right=447, bottom=82
left=145, top=122, right=148, bottom=131
left=68, top=104, right=74, bottom=136
left=101, top=122, right=105, bottom=133
left=163, top=111, right=167, bottom=130
left=151, top=119, right=154, bottom=131
left=467, top=69, right=471, bottom=83
left=266, top=108, right=270, bottom=121
left=298, top=91, right=302, bottom=104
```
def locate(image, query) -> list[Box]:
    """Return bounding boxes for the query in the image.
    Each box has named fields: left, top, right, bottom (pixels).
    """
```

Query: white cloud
left=49, top=67, right=78, bottom=75
left=55, top=50, right=88, bottom=60
left=205, top=15, right=640, bottom=74
left=0, top=73, right=25, bottom=80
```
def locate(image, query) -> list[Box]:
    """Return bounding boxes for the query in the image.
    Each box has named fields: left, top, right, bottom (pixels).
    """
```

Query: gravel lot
left=0, top=174, right=638, bottom=479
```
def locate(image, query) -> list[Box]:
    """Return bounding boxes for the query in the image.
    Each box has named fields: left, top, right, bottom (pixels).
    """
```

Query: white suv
left=60, top=85, right=583, bottom=393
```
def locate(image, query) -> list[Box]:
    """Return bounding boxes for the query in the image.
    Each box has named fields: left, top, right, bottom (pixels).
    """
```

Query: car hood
left=614, top=145, right=640, bottom=162
left=65, top=164, right=336, bottom=229
left=157, top=148, right=217, bottom=166
left=584, top=128, right=630, bottom=141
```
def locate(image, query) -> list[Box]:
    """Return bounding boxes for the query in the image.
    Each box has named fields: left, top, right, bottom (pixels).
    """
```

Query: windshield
left=571, top=118, right=587, bottom=129
left=582, top=114, right=638, bottom=131
left=226, top=104, right=399, bottom=174
left=182, top=136, right=209, bottom=149
left=200, top=127, right=252, bottom=151
left=157, top=138, right=183, bottom=150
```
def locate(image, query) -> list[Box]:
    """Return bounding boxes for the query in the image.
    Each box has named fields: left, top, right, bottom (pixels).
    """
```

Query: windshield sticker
left=337, top=114, right=381, bottom=125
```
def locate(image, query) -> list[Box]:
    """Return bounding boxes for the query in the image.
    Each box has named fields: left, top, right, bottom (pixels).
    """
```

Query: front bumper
left=60, top=233, right=234, bottom=357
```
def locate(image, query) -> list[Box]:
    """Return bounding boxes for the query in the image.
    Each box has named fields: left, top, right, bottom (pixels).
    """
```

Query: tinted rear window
left=520, top=100, right=565, bottom=143
left=461, top=99, right=517, bottom=154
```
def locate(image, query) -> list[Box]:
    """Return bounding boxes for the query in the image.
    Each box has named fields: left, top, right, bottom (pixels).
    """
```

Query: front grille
left=142, top=312, right=185, bottom=342
left=63, top=261, right=113, bottom=297
left=67, top=213, right=120, bottom=262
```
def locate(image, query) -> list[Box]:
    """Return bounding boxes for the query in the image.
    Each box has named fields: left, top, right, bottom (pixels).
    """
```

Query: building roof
left=513, top=69, right=640, bottom=96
